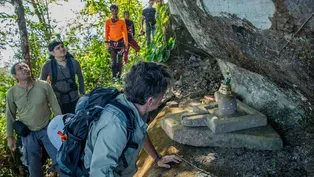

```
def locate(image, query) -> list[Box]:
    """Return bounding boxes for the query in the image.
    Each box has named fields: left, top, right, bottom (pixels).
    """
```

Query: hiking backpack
left=50, top=53, right=78, bottom=101
left=55, top=87, right=138, bottom=177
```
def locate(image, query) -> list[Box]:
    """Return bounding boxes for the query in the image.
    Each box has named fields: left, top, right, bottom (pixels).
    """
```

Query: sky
left=0, top=0, right=158, bottom=67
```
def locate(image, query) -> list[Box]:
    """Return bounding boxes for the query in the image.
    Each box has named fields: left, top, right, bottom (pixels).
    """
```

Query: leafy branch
left=0, top=12, right=16, bottom=19
left=142, top=3, right=176, bottom=63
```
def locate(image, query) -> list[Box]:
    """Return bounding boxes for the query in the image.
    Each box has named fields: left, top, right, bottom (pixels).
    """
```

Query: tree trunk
left=12, top=0, right=32, bottom=73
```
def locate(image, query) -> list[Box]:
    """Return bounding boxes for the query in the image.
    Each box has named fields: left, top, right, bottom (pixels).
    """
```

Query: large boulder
left=168, top=0, right=314, bottom=133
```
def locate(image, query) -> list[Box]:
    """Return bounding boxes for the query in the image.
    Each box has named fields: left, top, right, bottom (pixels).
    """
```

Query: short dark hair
left=124, top=61, right=171, bottom=105
left=11, top=62, right=25, bottom=75
left=124, top=11, right=129, bottom=15
left=109, top=4, right=118, bottom=10
left=48, top=39, right=63, bottom=52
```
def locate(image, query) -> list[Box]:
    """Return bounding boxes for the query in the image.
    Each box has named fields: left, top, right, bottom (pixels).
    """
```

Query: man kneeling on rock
left=84, top=61, right=182, bottom=176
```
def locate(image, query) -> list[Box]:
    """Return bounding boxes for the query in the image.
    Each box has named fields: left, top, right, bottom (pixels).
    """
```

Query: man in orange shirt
left=105, top=4, right=128, bottom=82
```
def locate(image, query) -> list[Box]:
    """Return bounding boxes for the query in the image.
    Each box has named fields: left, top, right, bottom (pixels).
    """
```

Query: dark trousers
left=60, top=99, right=78, bottom=114
left=146, top=23, right=156, bottom=45
left=108, top=39, right=125, bottom=78
left=124, top=39, right=140, bottom=64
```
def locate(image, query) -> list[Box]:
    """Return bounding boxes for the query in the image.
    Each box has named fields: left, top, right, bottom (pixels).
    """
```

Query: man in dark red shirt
left=123, top=11, right=140, bottom=64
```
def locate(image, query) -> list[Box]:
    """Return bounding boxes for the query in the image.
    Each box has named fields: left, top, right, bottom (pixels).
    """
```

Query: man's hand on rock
left=157, top=155, right=182, bottom=168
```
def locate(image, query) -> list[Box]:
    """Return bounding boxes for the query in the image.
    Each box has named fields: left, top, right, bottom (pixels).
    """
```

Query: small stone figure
left=214, top=67, right=237, bottom=116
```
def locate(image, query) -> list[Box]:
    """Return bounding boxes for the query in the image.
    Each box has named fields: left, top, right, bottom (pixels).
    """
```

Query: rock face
left=218, top=59, right=306, bottom=130
left=167, top=8, right=223, bottom=99
left=168, top=0, right=314, bottom=133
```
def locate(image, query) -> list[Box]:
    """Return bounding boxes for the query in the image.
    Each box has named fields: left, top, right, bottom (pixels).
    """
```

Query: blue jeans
left=146, top=23, right=156, bottom=46
left=21, top=124, right=67, bottom=177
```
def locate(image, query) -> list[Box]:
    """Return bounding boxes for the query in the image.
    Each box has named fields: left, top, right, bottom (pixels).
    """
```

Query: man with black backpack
left=79, top=61, right=181, bottom=176
left=41, top=39, right=85, bottom=114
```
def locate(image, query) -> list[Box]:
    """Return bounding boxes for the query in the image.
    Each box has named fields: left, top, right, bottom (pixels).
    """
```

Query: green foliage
left=0, top=68, right=19, bottom=177
left=1, top=0, right=57, bottom=77
left=0, top=68, right=15, bottom=115
left=142, top=3, right=175, bottom=63
left=0, top=119, right=18, bottom=177
left=75, top=38, right=112, bottom=91
left=66, top=0, right=145, bottom=91
left=26, top=1, right=56, bottom=78
left=0, top=11, right=18, bottom=59
left=0, top=118, right=12, bottom=177
left=28, top=32, right=48, bottom=77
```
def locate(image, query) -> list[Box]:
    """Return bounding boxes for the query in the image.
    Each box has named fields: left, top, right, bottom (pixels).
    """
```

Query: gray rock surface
left=218, top=60, right=305, bottom=129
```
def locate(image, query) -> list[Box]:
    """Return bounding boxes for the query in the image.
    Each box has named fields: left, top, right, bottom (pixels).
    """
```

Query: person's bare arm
left=143, top=135, right=181, bottom=168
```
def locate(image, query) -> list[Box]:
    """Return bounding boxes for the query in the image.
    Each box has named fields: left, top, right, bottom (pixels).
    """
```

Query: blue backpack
left=55, top=87, right=138, bottom=177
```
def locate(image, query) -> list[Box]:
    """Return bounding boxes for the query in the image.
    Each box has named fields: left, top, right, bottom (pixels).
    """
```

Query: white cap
left=47, top=115, right=65, bottom=150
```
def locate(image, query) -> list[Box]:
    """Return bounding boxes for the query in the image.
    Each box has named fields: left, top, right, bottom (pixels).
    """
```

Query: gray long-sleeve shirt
left=40, top=57, right=85, bottom=104
left=84, top=94, right=148, bottom=177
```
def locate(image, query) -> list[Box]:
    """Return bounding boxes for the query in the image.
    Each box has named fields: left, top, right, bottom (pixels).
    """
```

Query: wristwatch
left=154, top=154, right=162, bottom=164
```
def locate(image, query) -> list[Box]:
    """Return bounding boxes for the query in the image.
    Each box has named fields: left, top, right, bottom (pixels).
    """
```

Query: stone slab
left=181, top=112, right=212, bottom=127
left=192, top=105, right=210, bottom=114
left=208, top=113, right=267, bottom=134
left=208, top=100, right=267, bottom=133
left=192, top=100, right=268, bottom=133
left=205, top=102, right=218, bottom=110
left=161, top=112, right=283, bottom=150
left=166, top=101, right=179, bottom=108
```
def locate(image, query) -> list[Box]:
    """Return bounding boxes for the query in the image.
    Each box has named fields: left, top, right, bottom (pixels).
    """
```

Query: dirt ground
left=134, top=105, right=312, bottom=177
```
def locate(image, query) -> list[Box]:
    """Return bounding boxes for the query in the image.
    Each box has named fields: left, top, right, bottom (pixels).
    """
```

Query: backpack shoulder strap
left=50, top=57, right=58, bottom=85
left=66, top=53, right=76, bottom=82
left=109, top=101, right=136, bottom=137
left=50, top=53, right=76, bottom=86
left=108, top=101, right=138, bottom=169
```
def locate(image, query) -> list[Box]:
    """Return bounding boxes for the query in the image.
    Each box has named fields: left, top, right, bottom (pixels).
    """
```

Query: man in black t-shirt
left=141, top=0, right=156, bottom=46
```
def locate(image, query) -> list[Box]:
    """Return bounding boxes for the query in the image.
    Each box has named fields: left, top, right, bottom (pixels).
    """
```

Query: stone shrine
left=161, top=70, right=283, bottom=150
